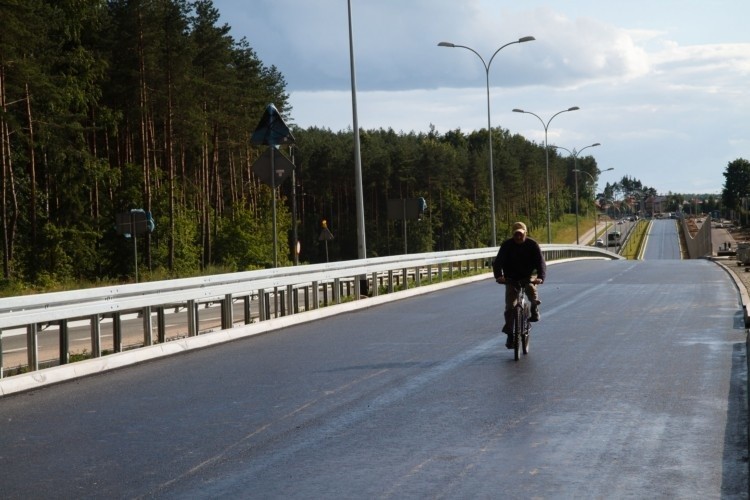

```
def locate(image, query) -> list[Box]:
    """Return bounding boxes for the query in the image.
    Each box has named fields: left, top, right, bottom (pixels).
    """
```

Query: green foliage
left=722, top=158, right=750, bottom=214
left=214, top=194, right=292, bottom=270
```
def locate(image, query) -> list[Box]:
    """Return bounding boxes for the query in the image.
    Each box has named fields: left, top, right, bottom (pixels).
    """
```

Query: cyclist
left=493, top=222, right=546, bottom=348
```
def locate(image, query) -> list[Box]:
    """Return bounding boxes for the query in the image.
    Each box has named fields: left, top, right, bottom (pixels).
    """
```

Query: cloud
left=217, top=0, right=750, bottom=193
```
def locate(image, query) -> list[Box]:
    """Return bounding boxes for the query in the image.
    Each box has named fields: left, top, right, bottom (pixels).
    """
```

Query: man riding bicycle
left=492, top=222, right=546, bottom=349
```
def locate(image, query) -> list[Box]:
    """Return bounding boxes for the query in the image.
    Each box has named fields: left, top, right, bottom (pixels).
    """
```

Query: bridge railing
left=0, top=244, right=620, bottom=377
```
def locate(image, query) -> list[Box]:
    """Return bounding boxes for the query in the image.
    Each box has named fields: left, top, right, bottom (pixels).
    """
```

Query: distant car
left=595, top=238, right=605, bottom=247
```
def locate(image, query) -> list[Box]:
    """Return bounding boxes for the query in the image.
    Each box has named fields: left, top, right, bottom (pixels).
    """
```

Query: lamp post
left=513, top=106, right=579, bottom=243
left=551, top=143, right=600, bottom=244
left=574, top=167, right=614, bottom=245
left=439, top=36, right=535, bottom=246
left=347, top=0, right=366, bottom=261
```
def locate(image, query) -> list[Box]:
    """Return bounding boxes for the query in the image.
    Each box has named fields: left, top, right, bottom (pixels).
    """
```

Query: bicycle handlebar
left=496, top=277, right=540, bottom=287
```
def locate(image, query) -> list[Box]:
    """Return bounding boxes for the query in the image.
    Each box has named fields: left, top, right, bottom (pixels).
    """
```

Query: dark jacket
left=492, top=237, right=546, bottom=281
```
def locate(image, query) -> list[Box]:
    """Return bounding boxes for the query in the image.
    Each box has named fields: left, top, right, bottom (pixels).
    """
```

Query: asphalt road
left=0, top=258, right=747, bottom=499
left=643, top=219, right=682, bottom=260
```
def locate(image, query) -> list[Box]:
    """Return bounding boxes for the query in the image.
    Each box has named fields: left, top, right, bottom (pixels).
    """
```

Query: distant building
left=645, top=195, right=667, bottom=215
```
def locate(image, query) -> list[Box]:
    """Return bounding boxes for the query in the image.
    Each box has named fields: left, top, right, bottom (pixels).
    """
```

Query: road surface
left=0, top=258, right=746, bottom=498
left=643, top=218, right=682, bottom=260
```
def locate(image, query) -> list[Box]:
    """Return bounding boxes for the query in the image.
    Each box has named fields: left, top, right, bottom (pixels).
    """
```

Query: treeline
left=1, top=0, right=609, bottom=289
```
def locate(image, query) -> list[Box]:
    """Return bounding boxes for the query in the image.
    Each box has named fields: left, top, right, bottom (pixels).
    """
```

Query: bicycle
left=506, top=279, right=531, bottom=360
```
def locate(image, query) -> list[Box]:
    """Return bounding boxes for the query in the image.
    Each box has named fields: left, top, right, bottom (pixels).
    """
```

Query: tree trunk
left=0, top=66, right=10, bottom=278
left=24, top=83, right=37, bottom=254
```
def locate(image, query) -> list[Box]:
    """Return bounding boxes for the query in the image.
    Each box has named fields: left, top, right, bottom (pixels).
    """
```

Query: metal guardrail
left=0, top=244, right=620, bottom=377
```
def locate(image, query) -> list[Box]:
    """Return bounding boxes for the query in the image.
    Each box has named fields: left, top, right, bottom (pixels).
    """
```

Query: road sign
left=115, top=209, right=154, bottom=283
left=251, top=103, right=295, bottom=146
left=387, top=198, right=422, bottom=220
left=252, top=147, right=294, bottom=187
left=116, top=209, right=153, bottom=237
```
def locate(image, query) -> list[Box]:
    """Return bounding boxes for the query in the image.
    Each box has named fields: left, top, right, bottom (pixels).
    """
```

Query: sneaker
left=505, top=334, right=513, bottom=349
left=529, top=306, right=540, bottom=322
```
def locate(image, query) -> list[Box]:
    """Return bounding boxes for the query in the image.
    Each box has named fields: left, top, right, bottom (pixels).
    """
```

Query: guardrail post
left=187, top=300, right=198, bottom=336
left=333, top=278, right=341, bottom=304
left=157, top=307, right=166, bottom=343
left=402, top=269, right=408, bottom=290
left=113, top=313, right=123, bottom=353
left=142, top=306, right=153, bottom=346
left=258, top=289, right=267, bottom=321
left=59, top=319, right=69, bottom=365
left=91, top=315, right=101, bottom=358
left=222, top=294, right=233, bottom=329
left=371, top=272, right=378, bottom=296
left=27, top=324, right=39, bottom=371
left=286, top=285, right=294, bottom=315
left=0, top=330, right=4, bottom=378
left=244, top=296, right=252, bottom=324
left=312, top=282, right=319, bottom=309
left=415, top=267, right=421, bottom=287
left=279, top=289, right=286, bottom=316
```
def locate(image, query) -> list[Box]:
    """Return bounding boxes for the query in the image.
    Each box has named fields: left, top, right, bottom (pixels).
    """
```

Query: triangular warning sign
left=251, top=103, right=295, bottom=146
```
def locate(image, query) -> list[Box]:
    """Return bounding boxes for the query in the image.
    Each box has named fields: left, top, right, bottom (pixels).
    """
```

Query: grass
left=531, top=213, right=599, bottom=244
left=620, top=220, right=649, bottom=259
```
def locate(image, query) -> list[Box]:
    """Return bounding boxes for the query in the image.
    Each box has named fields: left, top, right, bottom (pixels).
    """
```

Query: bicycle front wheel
left=522, top=324, right=530, bottom=355
left=514, top=307, right=522, bottom=361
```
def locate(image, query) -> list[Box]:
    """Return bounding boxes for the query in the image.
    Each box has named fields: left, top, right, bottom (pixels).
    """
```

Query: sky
left=214, top=0, right=750, bottom=195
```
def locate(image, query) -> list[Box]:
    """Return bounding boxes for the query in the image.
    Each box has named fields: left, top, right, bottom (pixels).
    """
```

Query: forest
left=0, top=0, right=691, bottom=291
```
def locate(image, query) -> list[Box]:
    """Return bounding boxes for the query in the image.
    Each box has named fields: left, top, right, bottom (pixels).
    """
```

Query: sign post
left=251, top=104, right=295, bottom=267
left=116, top=209, right=155, bottom=282
left=318, top=219, right=334, bottom=262
left=387, top=197, right=426, bottom=254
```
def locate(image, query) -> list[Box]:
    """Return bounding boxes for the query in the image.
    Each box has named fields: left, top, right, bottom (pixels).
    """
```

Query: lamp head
left=591, top=142, right=601, bottom=147
left=568, top=106, right=580, bottom=111
left=519, top=36, right=536, bottom=43
left=438, top=42, right=455, bottom=48
left=512, top=108, right=525, bottom=113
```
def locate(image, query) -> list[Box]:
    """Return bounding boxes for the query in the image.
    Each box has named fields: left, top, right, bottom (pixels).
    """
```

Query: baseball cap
left=512, top=222, right=527, bottom=235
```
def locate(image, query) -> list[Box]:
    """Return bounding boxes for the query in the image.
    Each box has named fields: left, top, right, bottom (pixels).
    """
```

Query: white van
left=607, top=231, right=621, bottom=246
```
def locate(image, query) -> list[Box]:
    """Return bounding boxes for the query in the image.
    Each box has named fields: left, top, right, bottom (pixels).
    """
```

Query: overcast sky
left=214, top=0, right=750, bottom=195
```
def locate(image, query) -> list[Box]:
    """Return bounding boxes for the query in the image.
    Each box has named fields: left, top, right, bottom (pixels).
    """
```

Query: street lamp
left=550, top=143, right=600, bottom=244
left=513, top=106, right=579, bottom=243
left=347, top=0, right=366, bottom=261
left=439, top=36, right=535, bottom=246
left=574, top=167, right=614, bottom=245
